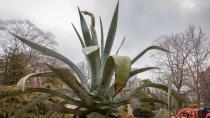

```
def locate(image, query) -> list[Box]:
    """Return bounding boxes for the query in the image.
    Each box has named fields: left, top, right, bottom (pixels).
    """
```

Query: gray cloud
left=0, top=0, right=209, bottom=78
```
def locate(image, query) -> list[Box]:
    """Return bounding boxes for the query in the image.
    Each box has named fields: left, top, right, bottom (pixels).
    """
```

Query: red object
left=173, top=107, right=210, bottom=118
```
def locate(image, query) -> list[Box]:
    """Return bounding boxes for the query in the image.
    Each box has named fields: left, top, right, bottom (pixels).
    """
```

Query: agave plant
left=0, top=1, right=184, bottom=117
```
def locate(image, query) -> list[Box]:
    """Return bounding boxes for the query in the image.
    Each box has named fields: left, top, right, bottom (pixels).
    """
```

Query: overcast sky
left=0, top=0, right=209, bottom=78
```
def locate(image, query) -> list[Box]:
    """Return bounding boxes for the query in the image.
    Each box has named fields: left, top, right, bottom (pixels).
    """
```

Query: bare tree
left=153, top=25, right=210, bottom=104
left=200, top=68, right=210, bottom=105
left=0, top=19, right=57, bottom=85
left=153, top=32, right=191, bottom=94
left=185, top=25, right=210, bottom=105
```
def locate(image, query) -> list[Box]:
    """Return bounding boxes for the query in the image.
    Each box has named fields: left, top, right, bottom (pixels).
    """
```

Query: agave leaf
left=97, top=55, right=131, bottom=98
left=46, top=101, right=74, bottom=113
left=115, top=36, right=125, bottom=55
left=129, top=67, right=160, bottom=77
left=115, top=89, right=151, bottom=102
left=131, top=45, right=170, bottom=64
left=99, top=17, right=105, bottom=92
left=72, top=23, right=85, bottom=48
left=0, top=88, right=80, bottom=105
left=102, top=1, right=119, bottom=68
left=139, top=79, right=152, bottom=84
left=135, top=82, right=184, bottom=106
left=47, top=65, right=94, bottom=106
left=79, top=11, right=101, bottom=91
left=114, top=56, right=131, bottom=95
left=83, top=46, right=99, bottom=55
left=9, top=33, right=87, bottom=89
left=100, top=17, right=104, bottom=58
left=135, top=97, right=167, bottom=106
left=112, top=97, right=167, bottom=108
left=43, top=100, right=71, bottom=118
left=82, top=11, right=98, bottom=45
left=46, top=101, right=82, bottom=114
left=105, top=84, right=115, bottom=99
left=78, top=8, right=92, bottom=46
left=130, top=89, right=152, bottom=98
left=17, top=71, right=54, bottom=92
left=13, top=93, right=52, bottom=118
left=106, top=77, right=152, bottom=99
left=83, top=46, right=101, bottom=90
left=167, top=74, right=172, bottom=111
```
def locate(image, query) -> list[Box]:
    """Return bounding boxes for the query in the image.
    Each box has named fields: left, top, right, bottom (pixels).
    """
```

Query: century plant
left=0, top=1, right=184, bottom=117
